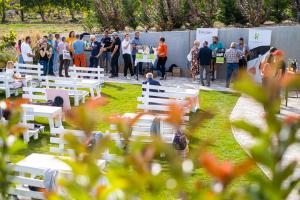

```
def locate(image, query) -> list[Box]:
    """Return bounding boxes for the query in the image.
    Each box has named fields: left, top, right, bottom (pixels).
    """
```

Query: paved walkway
left=230, top=95, right=300, bottom=200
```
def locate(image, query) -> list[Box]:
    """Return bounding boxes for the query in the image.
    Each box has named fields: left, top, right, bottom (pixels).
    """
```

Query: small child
left=6, top=61, right=26, bottom=88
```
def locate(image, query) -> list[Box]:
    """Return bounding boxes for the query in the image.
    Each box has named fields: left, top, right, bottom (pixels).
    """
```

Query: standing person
left=122, top=33, right=134, bottom=79
left=57, top=37, right=70, bottom=77
left=88, top=35, right=102, bottom=68
left=131, top=31, right=142, bottom=75
left=21, top=36, right=35, bottom=64
left=72, top=34, right=86, bottom=67
left=16, top=39, right=24, bottom=63
left=237, top=37, right=249, bottom=70
left=260, top=51, right=283, bottom=113
left=110, top=32, right=121, bottom=78
left=224, top=42, right=243, bottom=88
left=190, top=40, right=200, bottom=82
left=198, top=41, right=212, bottom=86
left=273, top=50, right=286, bottom=75
left=47, top=34, right=55, bottom=75
left=100, top=30, right=112, bottom=73
left=156, top=37, right=168, bottom=80
left=52, top=33, right=60, bottom=74
left=66, top=31, right=76, bottom=57
left=39, top=41, right=52, bottom=76
left=209, top=36, right=224, bottom=81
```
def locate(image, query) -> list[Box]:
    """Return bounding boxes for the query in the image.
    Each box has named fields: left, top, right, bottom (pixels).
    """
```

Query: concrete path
left=230, top=95, right=300, bottom=200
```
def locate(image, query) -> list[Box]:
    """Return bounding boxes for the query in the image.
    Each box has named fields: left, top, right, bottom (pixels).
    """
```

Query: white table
left=56, top=78, right=101, bottom=97
left=80, top=79, right=101, bottom=97
left=17, top=153, right=106, bottom=172
left=21, top=104, right=63, bottom=132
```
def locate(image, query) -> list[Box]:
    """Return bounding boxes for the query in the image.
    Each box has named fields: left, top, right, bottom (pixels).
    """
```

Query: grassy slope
left=0, top=83, right=265, bottom=196
left=0, top=23, right=84, bottom=37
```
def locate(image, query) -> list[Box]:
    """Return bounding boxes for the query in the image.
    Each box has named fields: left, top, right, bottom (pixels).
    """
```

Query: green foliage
left=121, top=0, right=139, bottom=29
left=1, top=30, right=16, bottom=48
left=83, top=10, right=99, bottom=33
left=265, top=0, right=290, bottom=23
left=0, top=30, right=17, bottom=67
left=218, top=0, right=247, bottom=25
left=0, top=105, right=27, bottom=199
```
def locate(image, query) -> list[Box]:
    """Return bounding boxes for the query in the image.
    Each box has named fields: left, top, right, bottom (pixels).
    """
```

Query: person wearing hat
left=110, top=32, right=121, bottom=78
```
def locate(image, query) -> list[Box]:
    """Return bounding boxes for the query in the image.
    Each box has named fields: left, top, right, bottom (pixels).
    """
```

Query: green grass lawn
left=0, top=82, right=265, bottom=197
left=0, top=23, right=84, bottom=37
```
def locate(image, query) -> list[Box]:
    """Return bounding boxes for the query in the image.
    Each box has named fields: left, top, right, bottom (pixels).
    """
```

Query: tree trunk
left=38, top=5, right=46, bottom=22
left=20, top=9, right=24, bottom=22
left=2, top=0, right=6, bottom=23
left=70, top=9, right=76, bottom=21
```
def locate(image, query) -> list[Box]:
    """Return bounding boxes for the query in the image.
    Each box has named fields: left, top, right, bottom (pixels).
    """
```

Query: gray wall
left=84, top=25, right=300, bottom=77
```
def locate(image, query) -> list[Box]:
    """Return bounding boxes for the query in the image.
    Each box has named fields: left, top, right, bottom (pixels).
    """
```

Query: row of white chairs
left=0, top=63, right=105, bottom=99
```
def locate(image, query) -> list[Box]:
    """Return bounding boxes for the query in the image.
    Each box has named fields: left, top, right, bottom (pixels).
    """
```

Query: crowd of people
left=14, top=31, right=287, bottom=89
left=15, top=31, right=169, bottom=80
left=189, top=36, right=249, bottom=87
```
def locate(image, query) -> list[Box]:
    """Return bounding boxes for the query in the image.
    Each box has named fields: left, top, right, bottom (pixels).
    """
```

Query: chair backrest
left=41, top=76, right=79, bottom=89
left=0, top=73, right=11, bottom=97
left=14, top=62, right=43, bottom=81
left=50, top=128, right=115, bottom=160
left=139, top=83, right=191, bottom=115
left=22, top=87, right=47, bottom=102
left=49, top=128, right=85, bottom=155
left=8, top=163, right=47, bottom=200
left=69, top=66, right=104, bottom=83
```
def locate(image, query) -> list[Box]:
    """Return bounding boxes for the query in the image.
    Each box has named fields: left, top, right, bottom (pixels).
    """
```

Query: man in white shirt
left=122, top=33, right=133, bottom=78
left=21, top=36, right=34, bottom=64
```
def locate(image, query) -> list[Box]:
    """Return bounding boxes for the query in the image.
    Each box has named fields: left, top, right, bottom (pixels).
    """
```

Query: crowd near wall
left=84, top=25, right=300, bottom=78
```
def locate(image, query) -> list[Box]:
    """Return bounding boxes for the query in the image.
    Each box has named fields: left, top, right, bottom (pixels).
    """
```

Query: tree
left=21, top=0, right=51, bottom=22
left=94, top=0, right=125, bottom=31
left=184, top=0, right=218, bottom=27
left=265, top=0, right=290, bottom=23
left=121, top=0, right=139, bottom=29
left=218, top=0, right=246, bottom=25
left=237, top=0, right=266, bottom=26
left=58, top=0, right=90, bottom=22
left=1, top=0, right=5, bottom=23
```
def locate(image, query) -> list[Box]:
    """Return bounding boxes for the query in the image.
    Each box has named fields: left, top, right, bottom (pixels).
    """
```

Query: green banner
left=216, top=56, right=224, bottom=64
left=136, top=53, right=143, bottom=59
left=148, top=54, right=155, bottom=60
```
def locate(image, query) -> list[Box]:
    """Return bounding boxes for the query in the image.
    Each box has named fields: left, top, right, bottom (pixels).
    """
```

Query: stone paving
left=230, top=94, right=300, bottom=200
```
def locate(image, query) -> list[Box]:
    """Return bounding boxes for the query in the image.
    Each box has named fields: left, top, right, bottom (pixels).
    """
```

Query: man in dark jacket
left=198, top=41, right=212, bottom=86
left=143, top=73, right=164, bottom=99
left=143, top=73, right=161, bottom=85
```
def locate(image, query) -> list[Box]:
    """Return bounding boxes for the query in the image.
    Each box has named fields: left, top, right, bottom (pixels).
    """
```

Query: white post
left=4, top=76, right=10, bottom=98
left=97, top=65, right=101, bottom=80
left=145, top=83, right=150, bottom=112
left=37, top=63, right=42, bottom=81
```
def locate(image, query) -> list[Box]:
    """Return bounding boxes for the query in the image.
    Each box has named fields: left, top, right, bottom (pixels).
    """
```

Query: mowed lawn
left=0, top=82, right=265, bottom=196
left=0, top=23, right=84, bottom=37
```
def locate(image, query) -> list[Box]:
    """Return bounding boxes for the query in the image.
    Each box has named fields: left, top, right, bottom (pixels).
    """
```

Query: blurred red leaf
left=284, top=115, right=300, bottom=124
left=164, top=100, right=191, bottom=129
left=199, top=152, right=254, bottom=185
left=86, top=97, right=108, bottom=109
